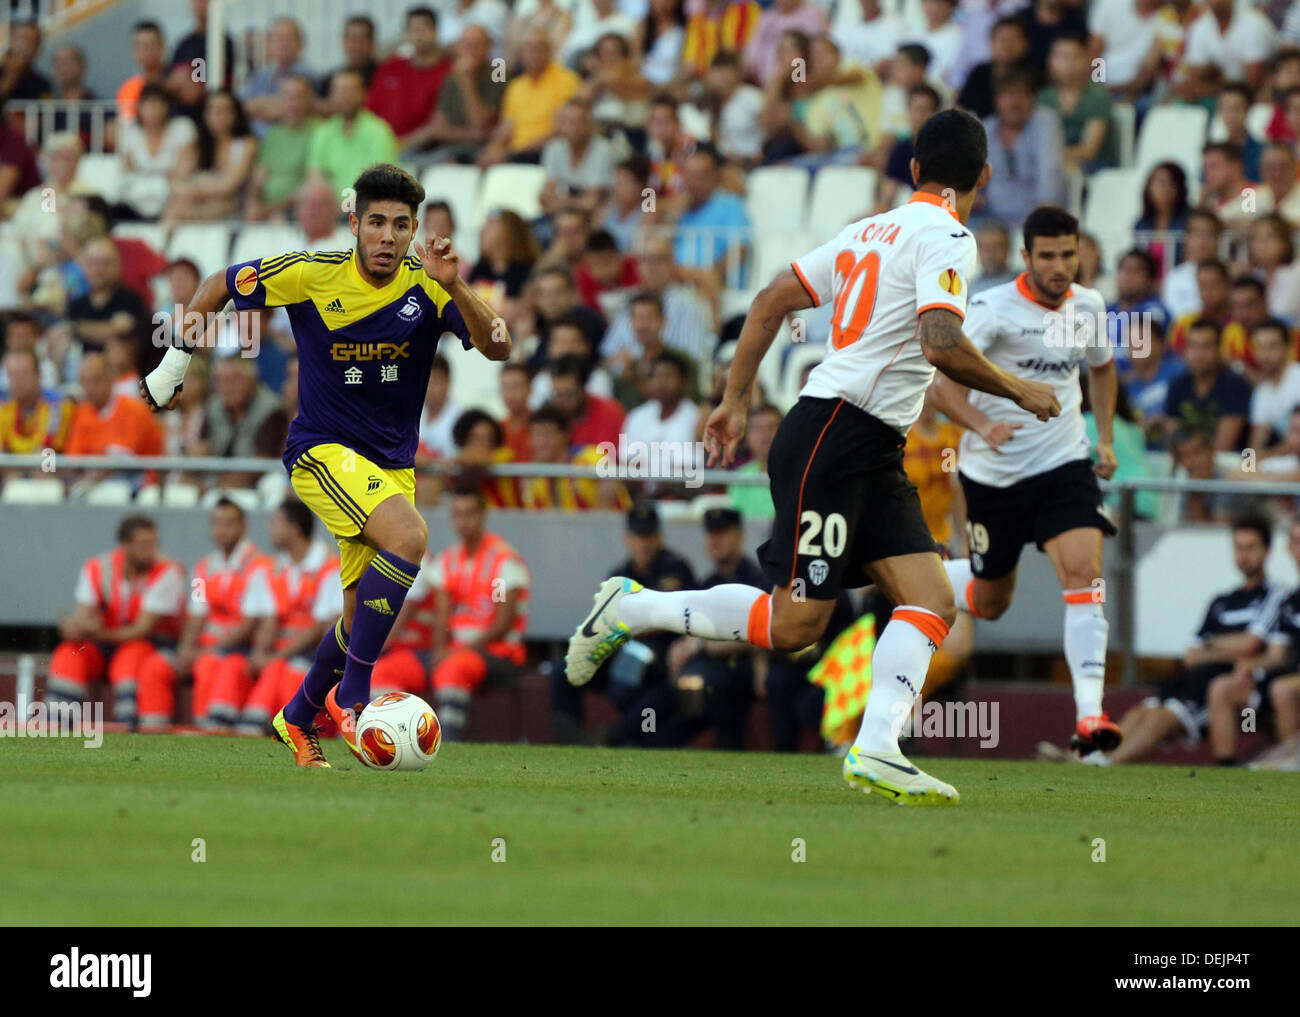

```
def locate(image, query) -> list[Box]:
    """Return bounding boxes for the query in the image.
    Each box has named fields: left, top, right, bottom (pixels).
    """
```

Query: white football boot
left=842, top=746, right=960, bottom=805
left=565, top=577, right=643, bottom=686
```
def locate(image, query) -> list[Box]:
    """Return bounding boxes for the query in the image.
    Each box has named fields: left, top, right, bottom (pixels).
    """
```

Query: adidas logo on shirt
left=324, top=298, right=346, bottom=314
left=364, top=597, right=394, bottom=615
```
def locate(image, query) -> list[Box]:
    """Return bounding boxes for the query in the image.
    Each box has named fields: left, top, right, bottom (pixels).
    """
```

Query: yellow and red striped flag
left=808, top=613, right=876, bottom=743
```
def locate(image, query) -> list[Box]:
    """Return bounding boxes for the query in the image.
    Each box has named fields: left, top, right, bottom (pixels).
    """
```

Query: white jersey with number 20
left=792, top=192, right=978, bottom=433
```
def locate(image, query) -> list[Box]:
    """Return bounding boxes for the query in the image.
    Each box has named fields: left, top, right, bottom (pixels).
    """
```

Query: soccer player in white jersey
left=566, top=118, right=1060, bottom=805
left=927, top=206, right=1123, bottom=758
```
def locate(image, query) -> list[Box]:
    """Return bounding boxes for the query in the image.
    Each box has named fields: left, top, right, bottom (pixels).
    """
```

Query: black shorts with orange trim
left=757, top=396, right=939, bottom=599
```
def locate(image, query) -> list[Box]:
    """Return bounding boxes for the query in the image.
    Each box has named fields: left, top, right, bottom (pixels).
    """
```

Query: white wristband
left=144, top=345, right=192, bottom=405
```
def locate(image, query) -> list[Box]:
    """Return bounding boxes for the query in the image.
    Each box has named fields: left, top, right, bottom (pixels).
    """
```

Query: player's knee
left=392, top=515, right=428, bottom=562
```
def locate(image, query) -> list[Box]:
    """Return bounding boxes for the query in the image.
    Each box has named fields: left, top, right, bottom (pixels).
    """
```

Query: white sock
left=619, top=584, right=766, bottom=643
left=1063, top=589, right=1108, bottom=721
left=854, top=606, right=948, bottom=753
left=943, top=558, right=973, bottom=612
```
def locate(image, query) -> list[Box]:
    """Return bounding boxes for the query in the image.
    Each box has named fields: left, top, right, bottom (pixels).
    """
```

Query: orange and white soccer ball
left=356, top=692, right=441, bottom=771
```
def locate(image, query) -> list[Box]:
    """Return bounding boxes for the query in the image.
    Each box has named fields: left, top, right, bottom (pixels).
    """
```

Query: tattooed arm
left=705, top=270, right=813, bottom=466
left=919, top=308, right=1060, bottom=421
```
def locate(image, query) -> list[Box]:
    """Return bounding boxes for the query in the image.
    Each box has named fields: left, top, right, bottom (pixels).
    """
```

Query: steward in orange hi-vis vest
left=46, top=515, right=184, bottom=727
left=137, top=531, right=269, bottom=730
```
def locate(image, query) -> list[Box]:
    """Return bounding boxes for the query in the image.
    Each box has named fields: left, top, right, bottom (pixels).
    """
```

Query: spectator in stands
left=580, top=31, right=652, bottom=141
left=479, top=29, right=581, bottom=166
left=1218, top=81, right=1265, bottom=182
left=833, top=0, right=901, bottom=78
left=575, top=229, right=640, bottom=316
left=640, top=0, right=687, bottom=88
left=1163, top=320, right=1251, bottom=451
left=1076, top=232, right=1115, bottom=303
left=115, top=84, right=197, bottom=222
left=1254, top=407, right=1300, bottom=484
left=417, top=488, right=530, bottom=741
left=1264, top=55, right=1300, bottom=142
left=500, top=362, right=533, bottom=462
left=872, top=42, right=933, bottom=144
left=1163, top=211, right=1224, bottom=321
left=1134, top=161, right=1190, bottom=272
left=606, top=235, right=714, bottom=361
left=665, top=507, right=765, bottom=748
left=604, top=154, right=656, bottom=250
left=540, top=97, right=617, bottom=215
left=1170, top=428, right=1232, bottom=522
left=606, top=290, right=669, bottom=407
left=416, top=354, right=462, bottom=464
left=905, top=393, right=966, bottom=553
left=540, top=203, right=593, bottom=273
left=198, top=356, right=285, bottom=468
left=1246, top=319, right=1300, bottom=457
left=1200, top=141, right=1257, bottom=232
left=229, top=500, right=341, bottom=735
left=1022, top=0, right=1089, bottom=74
left=705, top=50, right=763, bottom=168
left=106, top=334, right=141, bottom=399
left=306, top=69, right=399, bottom=196
left=1245, top=213, right=1300, bottom=324
left=288, top=180, right=350, bottom=250
left=645, top=92, right=695, bottom=198
left=0, top=99, right=41, bottom=212
left=164, top=90, right=257, bottom=223
left=0, top=347, right=73, bottom=458
left=1225, top=275, right=1274, bottom=372
left=116, top=21, right=169, bottom=123
left=469, top=209, right=539, bottom=327
left=978, top=69, right=1066, bottom=231
left=957, top=14, right=1031, bottom=121
left=971, top=220, right=1016, bottom=296
left=438, top=0, right=509, bottom=48
left=8, top=131, right=81, bottom=265
left=622, top=350, right=700, bottom=491
left=877, top=83, right=941, bottom=211
left=240, top=17, right=314, bottom=134
left=1257, top=142, right=1300, bottom=229
left=366, top=7, right=452, bottom=146
left=166, top=0, right=235, bottom=120
left=561, top=0, right=638, bottom=67
left=527, top=264, right=607, bottom=368
left=246, top=75, right=319, bottom=221
left=141, top=497, right=265, bottom=730
left=49, top=44, right=97, bottom=135
left=1170, top=260, right=1233, bottom=356
left=531, top=315, right=617, bottom=407
left=0, top=20, right=51, bottom=102
left=727, top=402, right=779, bottom=518
left=1087, top=0, right=1180, bottom=104
left=46, top=513, right=184, bottom=726
left=319, top=15, right=378, bottom=95
left=672, top=143, right=750, bottom=292
left=757, top=29, right=816, bottom=164
left=519, top=402, right=629, bottom=509
left=681, top=1, right=761, bottom=81
left=404, top=24, right=505, bottom=164
left=451, top=407, right=518, bottom=508
left=509, top=0, right=573, bottom=68
left=1103, top=513, right=1282, bottom=763
left=161, top=342, right=209, bottom=461
left=744, top=0, right=827, bottom=84
left=1107, top=249, right=1171, bottom=367
left=1040, top=32, right=1117, bottom=173
left=902, top=0, right=963, bottom=87
left=784, top=35, right=877, bottom=170
left=1177, top=0, right=1278, bottom=99
left=549, top=354, right=625, bottom=450
left=1122, top=319, right=1184, bottom=446
left=97, top=192, right=172, bottom=311
left=1282, top=86, right=1300, bottom=158
left=68, top=237, right=145, bottom=355
left=551, top=501, right=697, bottom=746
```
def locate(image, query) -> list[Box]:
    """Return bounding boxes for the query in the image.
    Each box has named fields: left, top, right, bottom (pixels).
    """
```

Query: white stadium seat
left=808, top=166, right=877, bottom=238
left=477, top=164, right=546, bottom=222
left=112, top=222, right=168, bottom=252
left=229, top=224, right=303, bottom=266
left=256, top=471, right=290, bottom=510
left=1083, top=167, right=1142, bottom=270
left=447, top=336, right=504, bottom=418
left=1, top=477, right=64, bottom=504
left=160, top=483, right=201, bottom=508
left=83, top=479, right=134, bottom=506
left=746, top=166, right=811, bottom=234
left=750, top=229, right=812, bottom=292
left=167, top=224, right=232, bottom=281
left=74, top=153, right=123, bottom=203
left=780, top=342, right=824, bottom=410
left=421, top=163, right=482, bottom=262
left=1246, top=102, right=1273, bottom=138
left=1135, top=105, right=1209, bottom=196
left=200, top=487, right=260, bottom=512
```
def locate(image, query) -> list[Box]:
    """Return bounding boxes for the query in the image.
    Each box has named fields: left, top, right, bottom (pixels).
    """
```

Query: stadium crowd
left=2, top=1, right=1300, bottom=755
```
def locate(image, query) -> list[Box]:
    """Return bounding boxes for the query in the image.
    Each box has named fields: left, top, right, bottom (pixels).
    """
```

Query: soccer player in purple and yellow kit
left=139, top=164, right=509, bottom=767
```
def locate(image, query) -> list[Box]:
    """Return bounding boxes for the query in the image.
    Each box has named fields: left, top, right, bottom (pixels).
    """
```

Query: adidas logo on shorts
left=364, top=597, right=394, bottom=615
left=324, top=298, right=346, bottom=313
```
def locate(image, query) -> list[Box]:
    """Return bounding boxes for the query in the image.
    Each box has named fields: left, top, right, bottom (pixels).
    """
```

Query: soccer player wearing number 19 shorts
left=140, top=164, right=509, bottom=767
left=928, top=206, right=1123, bottom=759
left=565, top=112, right=1062, bottom=804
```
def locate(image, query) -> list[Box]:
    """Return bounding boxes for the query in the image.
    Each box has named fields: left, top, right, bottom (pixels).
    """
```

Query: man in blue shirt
left=673, top=143, right=752, bottom=290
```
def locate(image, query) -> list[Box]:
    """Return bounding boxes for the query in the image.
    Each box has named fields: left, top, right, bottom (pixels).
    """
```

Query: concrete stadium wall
left=0, top=505, right=1276, bottom=655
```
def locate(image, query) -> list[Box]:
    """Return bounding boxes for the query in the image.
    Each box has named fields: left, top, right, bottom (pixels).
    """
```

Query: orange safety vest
left=430, top=532, right=529, bottom=664
left=192, top=541, right=265, bottom=649
left=267, top=553, right=340, bottom=652
left=83, top=547, right=182, bottom=642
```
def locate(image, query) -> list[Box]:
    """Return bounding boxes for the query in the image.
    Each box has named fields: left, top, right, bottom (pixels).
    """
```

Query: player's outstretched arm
left=1088, top=360, right=1119, bottom=479
left=705, top=270, right=812, bottom=467
left=139, top=269, right=233, bottom=412
left=925, top=375, right=1022, bottom=453
left=414, top=236, right=511, bottom=362
left=919, top=307, right=1060, bottom=422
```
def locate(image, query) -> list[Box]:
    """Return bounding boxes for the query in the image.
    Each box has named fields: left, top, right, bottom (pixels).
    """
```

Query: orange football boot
left=271, top=709, right=330, bottom=768
left=1071, top=713, right=1122, bottom=754
left=325, top=686, right=366, bottom=763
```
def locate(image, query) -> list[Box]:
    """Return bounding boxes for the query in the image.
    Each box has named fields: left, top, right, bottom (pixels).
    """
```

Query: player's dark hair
left=913, top=108, right=987, bottom=193
left=353, top=163, right=426, bottom=219
left=549, top=353, right=592, bottom=387
left=897, top=43, right=930, bottom=68
left=1231, top=511, right=1272, bottom=550
left=431, top=353, right=451, bottom=378
left=212, top=496, right=245, bottom=522
left=277, top=499, right=315, bottom=539
left=1202, top=140, right=1242, bottom=164
left=1119, top=248, right=1158, bottom=279
left=1022, top=206, right=1078, bottom=252
left=530, top=403, right=571, bottom=431
left=585, top=229, right=619, bottom=255
left=117, top=514, right=156, bottom=544
left=1230, top=274, right=1266, bottom=297
left=452, top=408, right=503, bottom=449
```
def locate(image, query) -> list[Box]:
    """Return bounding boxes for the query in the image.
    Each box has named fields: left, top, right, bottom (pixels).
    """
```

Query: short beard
left=357, top=245, right=398, bottom=280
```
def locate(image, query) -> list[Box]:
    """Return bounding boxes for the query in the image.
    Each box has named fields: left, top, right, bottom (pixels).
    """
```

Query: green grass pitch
left=2, top=735, right=1298, bottom=925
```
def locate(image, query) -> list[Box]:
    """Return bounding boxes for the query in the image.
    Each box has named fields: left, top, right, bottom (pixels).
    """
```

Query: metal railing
left=9, top=98, right=118, bottom=154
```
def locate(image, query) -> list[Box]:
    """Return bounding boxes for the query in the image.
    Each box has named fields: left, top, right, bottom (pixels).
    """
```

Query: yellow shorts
left=289, top=443, right=416, bottom=588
